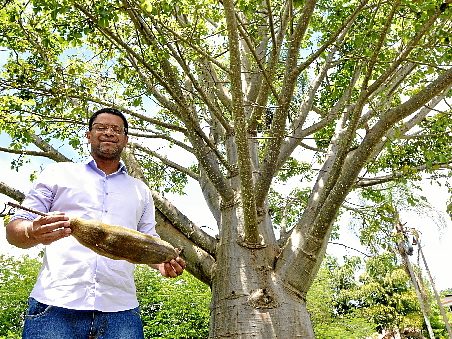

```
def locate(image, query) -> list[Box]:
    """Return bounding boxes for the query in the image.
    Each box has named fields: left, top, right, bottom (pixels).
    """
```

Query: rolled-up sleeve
left=10, top=165, right=56, bottom=221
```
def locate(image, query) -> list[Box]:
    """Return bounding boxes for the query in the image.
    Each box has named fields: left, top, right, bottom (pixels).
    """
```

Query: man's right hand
left=6, top=213, right=72, bottom=249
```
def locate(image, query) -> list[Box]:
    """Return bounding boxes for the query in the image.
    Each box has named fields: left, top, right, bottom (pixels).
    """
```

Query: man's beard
left=91, top=143, right=123, bottom=160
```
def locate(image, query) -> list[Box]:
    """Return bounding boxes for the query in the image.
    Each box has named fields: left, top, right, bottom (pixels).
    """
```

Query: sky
left=1, top=132, right=451, bottom=291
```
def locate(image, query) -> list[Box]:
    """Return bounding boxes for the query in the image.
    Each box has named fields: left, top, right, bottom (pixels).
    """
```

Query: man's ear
left=86, top=131, right=92, bottom=143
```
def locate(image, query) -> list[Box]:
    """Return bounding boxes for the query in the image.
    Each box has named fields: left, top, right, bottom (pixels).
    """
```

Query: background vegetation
left=1, top=253, right=450, bottom=338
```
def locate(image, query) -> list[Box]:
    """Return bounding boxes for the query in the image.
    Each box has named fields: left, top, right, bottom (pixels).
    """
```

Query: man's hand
left=6, top=213, right=71, bottom=249
left=157, top=257, right=186, bottom=278
left=30, top=213, right=72, bottom=245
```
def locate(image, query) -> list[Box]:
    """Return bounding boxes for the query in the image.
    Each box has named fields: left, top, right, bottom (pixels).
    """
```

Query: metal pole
left=396, top=221, right=435, bottom=339
left=416, top=234, right=452, bottom=338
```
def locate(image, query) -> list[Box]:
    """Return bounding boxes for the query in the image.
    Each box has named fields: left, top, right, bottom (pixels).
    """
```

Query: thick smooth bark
left=209, top=207, right=314, bottom=338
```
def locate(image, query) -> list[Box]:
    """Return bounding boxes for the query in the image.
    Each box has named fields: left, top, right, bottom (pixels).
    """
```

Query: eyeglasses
left=92, top=123, right=125, bottom=135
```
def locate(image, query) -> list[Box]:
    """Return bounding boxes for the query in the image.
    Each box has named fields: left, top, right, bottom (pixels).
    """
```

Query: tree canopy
left=1, top=0, right=451, bottom=337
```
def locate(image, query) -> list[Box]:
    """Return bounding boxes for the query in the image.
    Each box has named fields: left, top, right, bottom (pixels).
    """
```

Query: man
left=6, top=108, right=185, bottom=339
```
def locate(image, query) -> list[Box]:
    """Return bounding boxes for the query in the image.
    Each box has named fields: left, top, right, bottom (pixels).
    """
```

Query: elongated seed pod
left=69, top=217, right=178, bottom=265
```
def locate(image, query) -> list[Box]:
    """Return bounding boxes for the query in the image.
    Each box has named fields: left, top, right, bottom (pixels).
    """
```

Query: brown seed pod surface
left=69, top=217, right=178, bottom=265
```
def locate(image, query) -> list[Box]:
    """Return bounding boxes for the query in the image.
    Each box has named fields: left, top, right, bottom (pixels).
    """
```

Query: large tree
left=1, top=0, right=452, bottom=337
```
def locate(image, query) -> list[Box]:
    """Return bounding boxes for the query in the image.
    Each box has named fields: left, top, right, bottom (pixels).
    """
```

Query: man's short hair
left=88, top=108, right=129, bottom=135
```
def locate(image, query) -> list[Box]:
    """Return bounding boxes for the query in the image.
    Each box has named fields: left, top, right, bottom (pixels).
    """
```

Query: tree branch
left=223, top=0, right=259, bottom=244
left=356, top=162, right=452, bottom=188
left=276, top=66, right=452, bottom=295
left=155, top=210, right=215, bottom=285
left=131, top=143, right=200, bottom=181
left=0, top=131, right=71, bottom=163
left=0, top=147, right=60, bottom=161
left=247, top=1, right=292, bottom=132
left=254, top=0, right=317, bottom=209
left=123, top=3, right=236, bottom=180
left=294, top=0, right=369, bottom=76
left=152, top=190, right=217, bottom=258
left=366, top=5, right=443, bottom=97
left=0, top=182, right=25, bottom=202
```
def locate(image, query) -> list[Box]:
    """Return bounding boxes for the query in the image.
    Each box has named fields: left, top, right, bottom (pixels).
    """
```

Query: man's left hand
left=158, top=257, right=186, bottom=278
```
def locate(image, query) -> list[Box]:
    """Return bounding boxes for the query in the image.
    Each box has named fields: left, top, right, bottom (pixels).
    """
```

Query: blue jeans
left=23, top=298, right=144, bottom=339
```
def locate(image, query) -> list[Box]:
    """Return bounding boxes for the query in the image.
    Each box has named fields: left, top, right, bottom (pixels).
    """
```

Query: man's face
left=86, top=113, right=128, bottom=160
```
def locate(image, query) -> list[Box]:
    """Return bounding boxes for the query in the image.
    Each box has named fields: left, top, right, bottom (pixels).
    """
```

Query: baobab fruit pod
left=69, top=217, right=178, bottom=265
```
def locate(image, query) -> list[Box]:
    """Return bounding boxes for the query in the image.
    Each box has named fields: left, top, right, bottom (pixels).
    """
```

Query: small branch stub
left=237, top=233, right=267, bottom=249
left=247, top=288, right=278, bottom=309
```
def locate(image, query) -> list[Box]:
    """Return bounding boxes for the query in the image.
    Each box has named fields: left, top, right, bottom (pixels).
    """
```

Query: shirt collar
left=85, top=157, right=128, bottom=175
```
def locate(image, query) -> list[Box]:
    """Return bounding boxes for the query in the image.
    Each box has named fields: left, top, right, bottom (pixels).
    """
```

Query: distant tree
left=307, top=257, right=376, bottom=338
left=309, top=253, right=450, bottom=338
left=356, top=253, right=423, bottom=334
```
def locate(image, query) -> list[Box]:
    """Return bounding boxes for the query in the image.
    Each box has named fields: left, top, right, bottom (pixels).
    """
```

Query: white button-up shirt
left=11, top=159, right=157, bottom=312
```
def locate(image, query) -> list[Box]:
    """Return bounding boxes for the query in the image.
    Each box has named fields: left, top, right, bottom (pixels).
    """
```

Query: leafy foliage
left=0, top=255, right=40, bottom=339
left=307, top=253, right=451, bottom=338
left=2, top=252, right=451, bottom=338
left=307, top=259, right=377, bottom=338
left=135, top=266, right=211, bottom=339
left=345, top=185, right=434, bottom=255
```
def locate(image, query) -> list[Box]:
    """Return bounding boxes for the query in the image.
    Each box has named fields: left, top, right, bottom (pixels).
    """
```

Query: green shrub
left=135, top=265, right=211, bottom=339
left=0, top=255, right=40, bottom=339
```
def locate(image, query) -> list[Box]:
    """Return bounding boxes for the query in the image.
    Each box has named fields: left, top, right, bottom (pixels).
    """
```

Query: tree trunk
left=209, top=207, right=315, bottom=338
